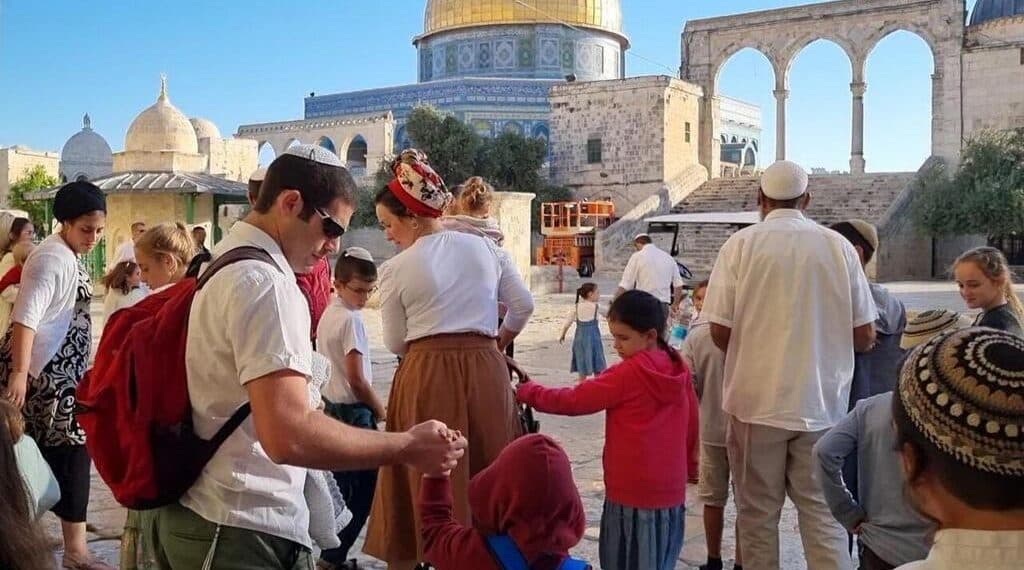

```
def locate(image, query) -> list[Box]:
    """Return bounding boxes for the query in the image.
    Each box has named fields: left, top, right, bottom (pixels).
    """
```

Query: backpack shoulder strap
left=197, top=246, right=276, bottom=289
left=557, top=557, right=591, bottom=570
left=485, top=535, right=529, bottom=570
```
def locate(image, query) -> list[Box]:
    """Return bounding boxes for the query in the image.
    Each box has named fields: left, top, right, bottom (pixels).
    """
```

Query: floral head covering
left=386, top=148, right=452, bottom=218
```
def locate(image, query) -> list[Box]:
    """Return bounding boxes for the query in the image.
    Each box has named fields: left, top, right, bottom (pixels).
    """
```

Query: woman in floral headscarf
left=364, top=150, right=535, bottom=568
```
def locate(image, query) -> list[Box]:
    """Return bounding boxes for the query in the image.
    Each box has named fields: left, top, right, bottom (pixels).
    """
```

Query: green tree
left=8, top=165, right=58, bottom=235
left=475, top=131, right=548, bottom=193
left=405, top=106, right=480, bottom=185
left=913, top=129, right=1024, bottom=239
left=349, top=163, right=392, bottom=229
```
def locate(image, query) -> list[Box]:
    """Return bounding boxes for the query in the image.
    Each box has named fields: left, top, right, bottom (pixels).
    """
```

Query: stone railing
left=594, top=164, right=710, bottom=274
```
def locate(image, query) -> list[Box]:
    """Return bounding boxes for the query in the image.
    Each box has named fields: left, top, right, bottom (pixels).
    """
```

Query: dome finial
left=83, top=113, right=91, bottom=130
left=159, top=73, right=168, bottom=102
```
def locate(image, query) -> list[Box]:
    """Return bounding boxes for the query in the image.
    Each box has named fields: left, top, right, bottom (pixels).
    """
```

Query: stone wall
left=962, top=17, right=1024, bottom=138
left=105, top=193, right=214, bottom=267
left=113, top=150, right=206, bottom=174
left=549, top=76, right=703, bottom=214
left=200, top=137, right=259, bottom=183
left=0, top=146, right=60, bottom=207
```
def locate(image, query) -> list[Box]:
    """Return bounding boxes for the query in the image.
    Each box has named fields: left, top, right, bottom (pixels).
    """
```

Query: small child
left=810, top=310, right=969, bottom=570
left=953, top=246, right=1024, bottom=336
left=681, top=280, right=743, bottom=570
left=419, top=433, right=589, bottom=569
left=442, top=176, right=505, bottom=246
left=560, top=282, right=607, bottom=382
left=518, top=290, right=699, bottom=570
left=0, top=241, right=33, bottom=334
left=101, top=261, right=147, bottom=318
left=316, top=247, right=387, bottom=569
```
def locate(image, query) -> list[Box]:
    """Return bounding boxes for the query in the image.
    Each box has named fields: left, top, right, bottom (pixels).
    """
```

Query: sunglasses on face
left=315, top=208, right=346, bottom=240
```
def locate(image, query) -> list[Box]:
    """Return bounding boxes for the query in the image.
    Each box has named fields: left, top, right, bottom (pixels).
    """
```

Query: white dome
left=190, top=117, right=221, bottom=141
left=61, top=114, right=113, bottom=163
left=124, top=76, right=198, bottom=154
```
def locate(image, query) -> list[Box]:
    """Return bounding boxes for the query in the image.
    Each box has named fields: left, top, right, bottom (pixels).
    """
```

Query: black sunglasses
left=315, top=208, right=346, bottom=240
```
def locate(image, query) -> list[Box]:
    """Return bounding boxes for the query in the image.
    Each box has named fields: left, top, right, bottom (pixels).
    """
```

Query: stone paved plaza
left=52, top=280, right=978, bottom=569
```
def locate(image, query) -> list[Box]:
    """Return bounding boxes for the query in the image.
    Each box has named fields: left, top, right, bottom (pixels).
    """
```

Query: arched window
left=346, top=136, right=368, bottom=169
left=316, top=136, right=337, bottom=155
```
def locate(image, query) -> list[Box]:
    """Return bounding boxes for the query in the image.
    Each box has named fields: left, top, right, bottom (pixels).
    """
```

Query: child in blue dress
left=560, top=283, right=607, bottom=382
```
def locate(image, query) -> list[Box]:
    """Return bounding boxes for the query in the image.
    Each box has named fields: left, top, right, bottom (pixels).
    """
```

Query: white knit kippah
left=761, top=160, right=809, bottom=200
left=283, top=144, right=343, bottom=167
left=342, top=247, right=374, bottom=263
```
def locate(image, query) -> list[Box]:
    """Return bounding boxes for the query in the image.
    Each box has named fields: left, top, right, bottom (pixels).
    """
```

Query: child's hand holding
left=422, top=428, right=463, bottom=479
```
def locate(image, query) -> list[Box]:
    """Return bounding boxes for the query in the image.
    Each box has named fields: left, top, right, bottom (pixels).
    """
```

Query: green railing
left=81, top=238, right=106, bottom=285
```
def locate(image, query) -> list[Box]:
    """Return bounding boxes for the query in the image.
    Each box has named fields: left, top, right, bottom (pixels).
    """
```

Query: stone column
left=491, top=191, right=536, bottom=290
left=774, top=89, right=789, bottom=162
left=850, top=81, right=867, bottom=174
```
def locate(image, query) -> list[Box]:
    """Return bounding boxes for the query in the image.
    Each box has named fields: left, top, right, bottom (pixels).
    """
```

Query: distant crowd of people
left=0, top=149, right=1022, bottom=570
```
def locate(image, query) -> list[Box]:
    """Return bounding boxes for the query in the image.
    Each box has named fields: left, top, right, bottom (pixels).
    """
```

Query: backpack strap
left=557, top=557, right=591, bottom=570
left=197, top=246, right=276, bottom=290
left=196, top=245, right=277, bottom=449
left=485, top=535, right=529, bottom=570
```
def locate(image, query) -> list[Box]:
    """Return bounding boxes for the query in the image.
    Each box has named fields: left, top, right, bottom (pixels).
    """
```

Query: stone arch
left=315, top=136, right=337, bottom=155
left=285, top=138, right=302, bottom=150
left=344, top=135, right=368, bottom=169
left=712, top=43, right=780, bottom=90
left=258, top=141, right=277, bottom=167
left=865, top=24, right=939, bottom=67
left=779, top=34, right=858, bottom=83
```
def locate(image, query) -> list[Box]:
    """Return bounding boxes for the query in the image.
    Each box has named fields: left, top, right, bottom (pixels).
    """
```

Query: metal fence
left=80, top=238, right=106, bottom=285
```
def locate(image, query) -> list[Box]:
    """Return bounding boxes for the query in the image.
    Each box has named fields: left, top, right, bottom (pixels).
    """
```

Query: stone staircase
left=668, top=173, right=917, bottom=278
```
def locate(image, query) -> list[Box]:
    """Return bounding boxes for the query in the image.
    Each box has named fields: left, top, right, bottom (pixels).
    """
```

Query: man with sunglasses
left=147, top=145, right=467, bottom=570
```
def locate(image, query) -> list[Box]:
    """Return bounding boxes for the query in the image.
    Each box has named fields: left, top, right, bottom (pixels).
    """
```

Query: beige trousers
left=727, top=416, right=852, bottom=570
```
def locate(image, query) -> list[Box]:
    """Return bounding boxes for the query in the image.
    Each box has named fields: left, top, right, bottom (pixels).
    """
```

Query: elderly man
left=701, top=161, right=877, bottom=570
left=616, top=233, right=685, bottom=318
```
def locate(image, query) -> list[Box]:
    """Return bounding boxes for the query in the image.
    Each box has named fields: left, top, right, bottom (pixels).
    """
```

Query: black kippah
left=53, top=181, right=106, bottom=222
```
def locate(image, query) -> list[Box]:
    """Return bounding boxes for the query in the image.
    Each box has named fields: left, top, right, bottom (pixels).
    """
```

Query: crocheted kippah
left=283, top=144, right=343, bottom=167
left=899, top=327, right=1024, bottom=477
left=901, top=309, right=974, bottom=350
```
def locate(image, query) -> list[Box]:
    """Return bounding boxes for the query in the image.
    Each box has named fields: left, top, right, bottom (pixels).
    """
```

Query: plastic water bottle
left=669, top=323, right=688, bottom=349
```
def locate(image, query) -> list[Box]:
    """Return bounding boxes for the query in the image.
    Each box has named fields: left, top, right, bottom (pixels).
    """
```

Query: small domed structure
left=124, top=75, right=198, bottom=154
left=190, top=117, right=222, bottom=141
left=969, top=0, right=1024, bottom=26
left=60, top=113, right=113, bottom=182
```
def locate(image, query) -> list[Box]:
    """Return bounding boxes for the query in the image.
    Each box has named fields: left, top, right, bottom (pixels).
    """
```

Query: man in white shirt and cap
left=616, top=233, right=685, bottom=318
left=701, top=160, right=877, bottom=570
left=113, top=220, right=146, bottom=264
left=147, top=144, right=467, bottom=570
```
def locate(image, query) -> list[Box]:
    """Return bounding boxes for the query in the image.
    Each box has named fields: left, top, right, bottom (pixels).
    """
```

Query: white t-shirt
left=182, top=221, right=314, bottom=548
left=379, top=231, right=534, bottom=356
left=316, top=298, right=372, bottom=405
left=619, top=244, right=684, bottom=304
left=103, top=287, right=147, bottom=319
left=12, top=234, right=79, bottom=377
left=701, top=209, right=877, bottom=432
left=114, top=240, right=136, bottom=264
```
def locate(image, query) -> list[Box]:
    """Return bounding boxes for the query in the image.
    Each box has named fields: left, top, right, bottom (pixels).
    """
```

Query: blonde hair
left=955, top=246, right=1024, bottom=320
left=135, top=223, right=195, bottom=270
left=453, top=176, right=494, bottom=217
left=11, top=242, right=33, bottom=266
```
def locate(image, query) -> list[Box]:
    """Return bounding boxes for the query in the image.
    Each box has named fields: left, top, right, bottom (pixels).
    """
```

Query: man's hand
left=403, top=420, right=467, bottom=476
left=5, top=371, right=28, bottom=409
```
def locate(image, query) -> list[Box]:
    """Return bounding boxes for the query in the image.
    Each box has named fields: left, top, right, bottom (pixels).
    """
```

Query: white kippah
left=282, top=144, right=343, bottom=167
left=249, top=166, right=267, bottom=182
left=342, top=247, right=374, bottom=263
left=761, top=160, right=808, bottom=200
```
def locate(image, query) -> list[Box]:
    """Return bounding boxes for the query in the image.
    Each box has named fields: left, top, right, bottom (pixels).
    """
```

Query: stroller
left=505, top=356, right=540, bottom=435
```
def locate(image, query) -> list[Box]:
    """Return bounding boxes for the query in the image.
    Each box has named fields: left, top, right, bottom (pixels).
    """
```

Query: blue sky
left=0, top=1, right=977, bottom=173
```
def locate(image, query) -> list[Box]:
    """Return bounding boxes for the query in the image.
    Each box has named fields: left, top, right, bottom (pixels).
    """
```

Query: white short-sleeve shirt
left=182, top=221, right=314, bottom=548
left=701, top=209, right=877, bottom=432
left=619, top=244, right=684, bottom=304
left=316, top=298, right=372, bottom=405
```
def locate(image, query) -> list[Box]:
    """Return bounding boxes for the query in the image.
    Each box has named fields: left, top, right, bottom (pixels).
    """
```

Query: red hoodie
left=518, top=348, right=699, bottom=509
left=295, top=257, right=331, bottom=341
left=420, top=434, right=587, bottom=570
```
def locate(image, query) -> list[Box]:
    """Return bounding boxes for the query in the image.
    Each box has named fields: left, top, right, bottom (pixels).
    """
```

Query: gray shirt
left=813, top=393, right=932, bottom=566
left=682, top=319, right=727, bottom=446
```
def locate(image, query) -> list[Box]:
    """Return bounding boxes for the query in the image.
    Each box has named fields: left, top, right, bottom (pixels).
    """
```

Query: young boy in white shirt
left=317, top=247, right=388, bottom=569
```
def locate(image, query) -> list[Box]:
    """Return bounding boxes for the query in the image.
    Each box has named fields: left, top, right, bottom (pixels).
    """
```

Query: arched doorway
left=346, top=136, right=368, bottom=172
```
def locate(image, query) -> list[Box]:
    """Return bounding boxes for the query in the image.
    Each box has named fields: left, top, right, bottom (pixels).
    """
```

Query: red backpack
left=77, top=247, right=275, bottom=510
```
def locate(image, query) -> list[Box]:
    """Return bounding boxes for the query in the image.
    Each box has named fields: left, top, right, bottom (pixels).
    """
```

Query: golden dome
left=125, top=75, right=198, bottom=154
left=421, top=0, right=626, bottom=44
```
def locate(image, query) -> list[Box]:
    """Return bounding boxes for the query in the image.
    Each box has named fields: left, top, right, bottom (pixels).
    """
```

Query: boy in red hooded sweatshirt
left=419, top=433, right=590, bottom=570
left=518, top=290, right=699, bottom=570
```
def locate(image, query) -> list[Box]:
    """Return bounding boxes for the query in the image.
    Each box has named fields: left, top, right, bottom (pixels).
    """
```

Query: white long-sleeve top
left=379, top=231, right=534, bottom=356
left=12, top=234, right=79, bottom=378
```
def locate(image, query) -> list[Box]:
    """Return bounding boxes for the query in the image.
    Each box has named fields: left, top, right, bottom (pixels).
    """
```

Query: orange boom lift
left=535, top=200, right=616, bottom=277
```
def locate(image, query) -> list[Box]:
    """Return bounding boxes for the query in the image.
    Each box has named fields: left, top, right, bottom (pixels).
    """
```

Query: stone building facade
left=962, top=11, right=1024, bottom=136
left=549, top=76, right=703, bottom=214
left=0, top=146, right=60, bottom=207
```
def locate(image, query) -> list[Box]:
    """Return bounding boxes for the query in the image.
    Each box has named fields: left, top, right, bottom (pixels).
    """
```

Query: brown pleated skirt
left=363, top=333, right=522, bottom=563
